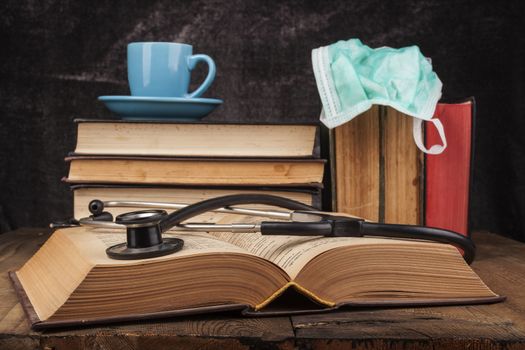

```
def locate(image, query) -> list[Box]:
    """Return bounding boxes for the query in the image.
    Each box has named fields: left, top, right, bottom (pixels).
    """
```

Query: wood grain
left=0, top=228, right=50, bottom=337
left=39, top=316, right=296, bottom=350
left=383, top=107, right=423, bottom=225
left=334, top=106, right=380, bottom=221
left=2, top=229, right=525, bottom=349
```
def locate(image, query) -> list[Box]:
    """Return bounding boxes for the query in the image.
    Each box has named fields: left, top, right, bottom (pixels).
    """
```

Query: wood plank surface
left=38, top=316, right=295, bottom=350
left=1, top=228, right=525, bottom=349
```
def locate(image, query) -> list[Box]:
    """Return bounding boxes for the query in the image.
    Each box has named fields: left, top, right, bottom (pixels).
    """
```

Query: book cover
left=425, top=98, right=475, bottom=236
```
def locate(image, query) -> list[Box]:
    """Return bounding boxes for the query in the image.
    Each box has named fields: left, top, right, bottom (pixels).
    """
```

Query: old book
left=12, top=221, right=502, bottom=330
left=73, top=119, right=320, bottom=158
left=64, top=156, right=325, bottom=186
left=71, top=184, right=321, bottom=219
left=425, top=99, right=475, bottom=236
left=330, top=106, right=423, bottom=224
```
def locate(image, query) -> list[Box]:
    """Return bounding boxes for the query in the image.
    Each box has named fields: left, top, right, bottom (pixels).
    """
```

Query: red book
left=425, top=98, right=475, bottom=237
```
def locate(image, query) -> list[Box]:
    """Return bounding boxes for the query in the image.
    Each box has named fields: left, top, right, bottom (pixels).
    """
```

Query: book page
left=209, top=231, right=388, bottom=279
left=202, top=213, right=365, bottom=278
left=61, top=227, right=254, bottom=266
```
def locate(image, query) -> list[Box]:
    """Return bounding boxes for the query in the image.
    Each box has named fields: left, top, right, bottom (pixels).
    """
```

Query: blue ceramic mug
left=127, top=42, right=216, bottom=98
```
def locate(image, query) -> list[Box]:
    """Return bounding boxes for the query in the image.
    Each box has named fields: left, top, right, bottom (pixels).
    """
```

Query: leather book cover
left=425, top=98, right=475, bottom=236
left=65, top=154, right=327, bottom=163
left=9, top=271, right=504, bottom=330
left=62, top=178, right=325, bottom=189
left=68, top=183, right=323, bottom=193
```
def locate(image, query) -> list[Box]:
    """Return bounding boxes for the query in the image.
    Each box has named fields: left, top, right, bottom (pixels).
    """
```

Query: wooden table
left=1, top=229, right=525, bottom=350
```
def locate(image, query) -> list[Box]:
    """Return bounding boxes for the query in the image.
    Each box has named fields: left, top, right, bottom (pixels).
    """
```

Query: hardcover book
left=425, top=98, right=475, bottom=236
left=328, top=106, right=423, bottom=224
left=73, top=120, right=320, bottom=158
left=12, top=217, right=502, bottom=330
left=64, top=156, right=325, bottom=187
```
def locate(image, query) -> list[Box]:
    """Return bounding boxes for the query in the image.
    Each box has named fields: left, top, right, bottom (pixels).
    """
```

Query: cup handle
left=186, top=54, right=216, bottom=98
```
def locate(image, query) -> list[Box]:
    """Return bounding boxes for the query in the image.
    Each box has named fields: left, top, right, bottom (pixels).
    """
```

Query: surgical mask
left=312, top=39, right=446, bottom=154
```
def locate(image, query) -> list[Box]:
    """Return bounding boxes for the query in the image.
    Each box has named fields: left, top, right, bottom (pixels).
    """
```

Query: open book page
left=201, top=213, right=405, bottom=279
left=204, top=213, right=471, bottom=281
left=209, top=230, right=402, bottom=279
left=62, top=227, right=253, bottom=266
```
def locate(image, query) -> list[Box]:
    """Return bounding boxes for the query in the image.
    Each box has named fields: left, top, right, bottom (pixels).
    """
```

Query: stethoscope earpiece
left=89, top=199, right=105, bottom=215
left=88, top=199, right=114, bottom=222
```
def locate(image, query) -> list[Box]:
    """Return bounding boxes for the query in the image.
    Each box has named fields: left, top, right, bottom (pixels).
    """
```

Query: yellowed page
left=209, top=230, right=400, bottom=279
left=62, top=226, right=254, bottom=266
left=70, top=214, right=426, bottom=281
left=73, top=187, right=312, bottom=220
left=16, top=230, right=95, bottom=321
left=76, top=123, right=316, bottom=157
left=202, top=213, right=373, bottom=278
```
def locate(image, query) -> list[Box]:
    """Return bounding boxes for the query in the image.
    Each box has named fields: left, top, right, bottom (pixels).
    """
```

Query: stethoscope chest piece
left=106, top=209, right=184, bottom=260
left=106, top=238, right=184, bottom=260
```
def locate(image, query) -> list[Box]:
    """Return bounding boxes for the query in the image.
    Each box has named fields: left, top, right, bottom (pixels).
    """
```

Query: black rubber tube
left=361, top=222, right=476, bottom=264
left=159, top=194, right=316, bottom=233
left=260, top=221, right=333, bottom=236
left=156, top=194, right=475, bottom=264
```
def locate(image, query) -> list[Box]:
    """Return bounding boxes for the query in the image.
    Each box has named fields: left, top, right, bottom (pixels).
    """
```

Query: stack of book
left=64, top=120, right=325, bottom=219
left=328, top=98, right=475, bottom=236
left=14, top=102, right=499, bottom=331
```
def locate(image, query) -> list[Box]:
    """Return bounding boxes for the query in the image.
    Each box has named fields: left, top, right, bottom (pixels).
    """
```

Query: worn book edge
left=73, top=121, right=321, bottom=158
left=255, top=281, right=336, bottom=310
left=73, top=118, right=320, bottom=126
left=68, top=183, right=323, bottom=193
left=65, top=154, right=327, bottom=163
left=9, top=270, right=505, bottom=330
left=62, top=177, right=325, bottom=189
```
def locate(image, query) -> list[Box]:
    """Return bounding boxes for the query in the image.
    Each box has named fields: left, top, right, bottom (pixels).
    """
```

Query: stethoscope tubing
left=75, top=195, right=476, bottom=264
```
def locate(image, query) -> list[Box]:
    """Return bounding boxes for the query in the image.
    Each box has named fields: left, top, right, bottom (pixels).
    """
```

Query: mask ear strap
left=413, top=117, right=447, bottom=155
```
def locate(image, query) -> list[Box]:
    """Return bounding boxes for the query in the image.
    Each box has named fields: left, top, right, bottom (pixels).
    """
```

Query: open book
left=11, top=214, right=502, bottom=329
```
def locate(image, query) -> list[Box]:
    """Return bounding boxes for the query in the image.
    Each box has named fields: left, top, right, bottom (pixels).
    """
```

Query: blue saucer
left=98, top=96, right=223, bottom=120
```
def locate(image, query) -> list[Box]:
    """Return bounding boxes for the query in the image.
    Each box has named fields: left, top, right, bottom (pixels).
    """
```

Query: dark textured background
left=0, top=0, right=524, bottom=239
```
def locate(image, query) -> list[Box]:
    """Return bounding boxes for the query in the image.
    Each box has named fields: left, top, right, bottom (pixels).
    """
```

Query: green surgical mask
left=312, top=39, right=446, bottom=154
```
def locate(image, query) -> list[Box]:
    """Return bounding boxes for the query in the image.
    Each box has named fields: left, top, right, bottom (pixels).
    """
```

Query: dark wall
left=1, top=0, right=524, bottom=239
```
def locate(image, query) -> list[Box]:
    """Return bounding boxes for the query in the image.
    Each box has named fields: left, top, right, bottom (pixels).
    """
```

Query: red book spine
left=425, top=101, right=473, bottom=237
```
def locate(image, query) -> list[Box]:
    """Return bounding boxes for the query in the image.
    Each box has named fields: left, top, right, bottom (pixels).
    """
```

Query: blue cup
left=127, top=42, right=216, bottom=98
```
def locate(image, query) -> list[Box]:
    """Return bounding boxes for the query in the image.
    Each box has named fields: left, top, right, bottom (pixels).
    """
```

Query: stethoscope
left=61, top=194, right=475, bottom=264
